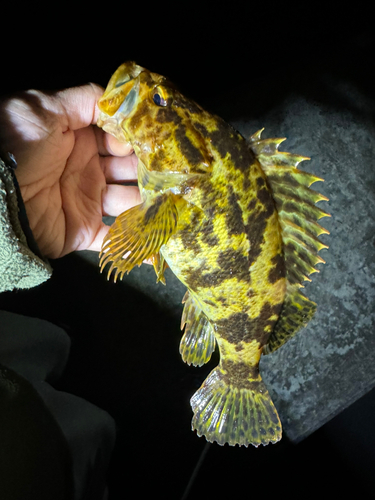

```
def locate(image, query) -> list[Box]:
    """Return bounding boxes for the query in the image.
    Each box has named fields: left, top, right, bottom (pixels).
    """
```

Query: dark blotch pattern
left=156, top=107, right=182, bottom=125
left=221, top=360, right=260, bottom=389
left=252, top=302, right=282, bottom=345
left=247, top=198, right=257, bottom=212
left=174, top=126, right=205, bottom=167
left=184, top=247, right=250, bottom=290
left=226, top=186, right=244, bottom=236
left=184, top=263, right=209, bottom=289
left=215, top=301, right=282, bottom=346
left=215, top=312, right=252, bottom=344
left=268, top=252, right=285, bottom=284
left=199, top=217, right=219, bottom=247
left=185, top=264, right=231, bottom=290
left=246, top=198, right=257, bottom=212
left=256, top=186, right=273, bottom=207
left=128, top=100, right=150, bottom=131
left=150, top=149, right=166, bottom=172
left=194, top=122, right=210, bottom=138
left=209, top=119, right=254, bottom=173
left=173, top=94, right=204, bottom=114
left=245, top=190, right=276, bottom=266
left=243, top=175, right=251, bottom=191
left=217, top=249, right=251, bottom=283
left=178, top=210, right=202, bottom=255
left=144, top=196, right=164, bottom=223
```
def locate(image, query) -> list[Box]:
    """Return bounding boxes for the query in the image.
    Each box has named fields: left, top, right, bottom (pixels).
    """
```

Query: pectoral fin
left=99, top=193, right=178, bottom=282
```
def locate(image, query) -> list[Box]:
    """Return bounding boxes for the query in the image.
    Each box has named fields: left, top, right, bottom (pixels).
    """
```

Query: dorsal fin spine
left=249, top=129, right=330, bottom=354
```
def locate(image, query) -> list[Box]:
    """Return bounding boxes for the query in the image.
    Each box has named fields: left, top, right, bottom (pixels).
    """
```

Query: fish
left=97, top=62, right=330, bottom=447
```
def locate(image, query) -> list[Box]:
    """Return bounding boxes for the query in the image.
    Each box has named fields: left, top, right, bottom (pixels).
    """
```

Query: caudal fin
left=190, top=367, right=281, bottom=447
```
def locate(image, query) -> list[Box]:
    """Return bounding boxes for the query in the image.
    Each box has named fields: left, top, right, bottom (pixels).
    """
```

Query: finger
left=87, top=222, right=112, bottom=253
left=100, top=154, right=138, bottom=183
left=56, top=83, right=104, bottom=131
left=106, top=133, right=134, bottom=156
left=102, top=184, right=141, bottom=217
left=56, top=84, right=135, bottom=156
left=94, top=126, right=134, bottom=157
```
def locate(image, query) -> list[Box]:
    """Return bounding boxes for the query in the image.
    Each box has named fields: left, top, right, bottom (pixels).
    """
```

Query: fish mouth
left=97, top=62, right=144, bottom=145
left=97, top=79, right=140, bottom=145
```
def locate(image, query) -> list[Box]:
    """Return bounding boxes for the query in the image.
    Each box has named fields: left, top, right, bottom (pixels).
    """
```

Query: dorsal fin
left=263, top=282, right=317, bottom=354
left=249, top=129, right=330, bottom=354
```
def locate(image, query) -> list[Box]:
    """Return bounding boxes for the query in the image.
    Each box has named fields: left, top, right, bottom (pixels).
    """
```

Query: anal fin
left=180, top=291, right=216, bottom=366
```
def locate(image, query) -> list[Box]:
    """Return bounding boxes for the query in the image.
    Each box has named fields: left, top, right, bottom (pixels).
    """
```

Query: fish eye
left=153, top=92, right=167, bottom=106
left=151, top=86, right=172, bottom=107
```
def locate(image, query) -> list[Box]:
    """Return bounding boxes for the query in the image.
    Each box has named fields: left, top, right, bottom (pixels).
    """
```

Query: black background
left=1, top=3, right=375, bottom=498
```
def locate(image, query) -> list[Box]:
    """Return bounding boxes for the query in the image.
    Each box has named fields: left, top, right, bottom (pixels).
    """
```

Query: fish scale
left=97, top=62, right=329, bottom=447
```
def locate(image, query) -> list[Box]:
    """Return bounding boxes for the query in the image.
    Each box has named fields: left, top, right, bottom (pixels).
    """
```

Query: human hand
left=0, top=84, right=140, bottom=259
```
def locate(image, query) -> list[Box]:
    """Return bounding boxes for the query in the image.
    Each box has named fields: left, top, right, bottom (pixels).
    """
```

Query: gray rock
left=236, top=83, right=375, bottom=441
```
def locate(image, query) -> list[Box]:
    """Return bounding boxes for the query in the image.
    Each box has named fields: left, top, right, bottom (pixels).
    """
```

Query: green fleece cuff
left=0, top=158, right=52, bottom=292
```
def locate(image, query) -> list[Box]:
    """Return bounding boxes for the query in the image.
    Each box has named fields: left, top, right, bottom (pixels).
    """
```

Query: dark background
left=1, top=4, right=375, bottom=498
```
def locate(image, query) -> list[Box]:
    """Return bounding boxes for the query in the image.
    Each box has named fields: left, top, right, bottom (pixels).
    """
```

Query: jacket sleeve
left=0, top=157, right=52, bottom=292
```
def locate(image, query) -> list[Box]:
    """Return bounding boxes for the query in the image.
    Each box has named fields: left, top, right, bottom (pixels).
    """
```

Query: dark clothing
left=0, top=158, right=115, bottom=500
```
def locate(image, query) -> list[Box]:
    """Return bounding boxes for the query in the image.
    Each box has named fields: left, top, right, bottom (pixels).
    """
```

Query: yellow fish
left=97, top=62, right=329, bottom=447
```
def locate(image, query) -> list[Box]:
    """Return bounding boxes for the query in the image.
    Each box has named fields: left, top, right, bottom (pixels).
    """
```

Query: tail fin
left=190, top=367, right=281, bottom=447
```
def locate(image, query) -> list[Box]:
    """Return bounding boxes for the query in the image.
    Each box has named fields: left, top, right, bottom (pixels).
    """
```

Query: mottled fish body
left=98, top=62, right=329, bottom=447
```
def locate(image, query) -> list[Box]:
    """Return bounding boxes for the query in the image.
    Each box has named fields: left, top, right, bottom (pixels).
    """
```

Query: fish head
left=97, top=62, right=213, bottom=181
